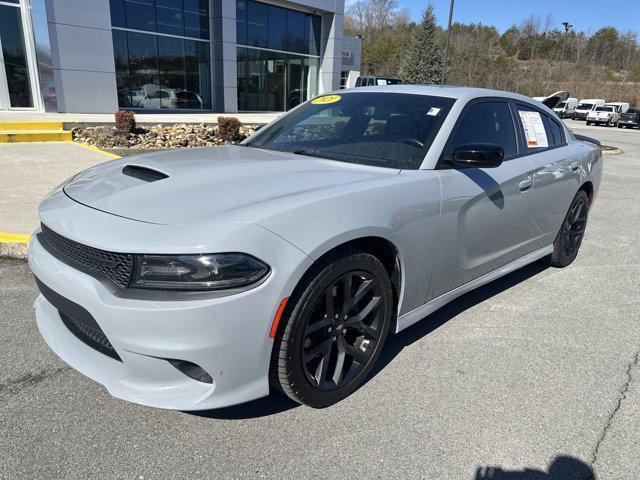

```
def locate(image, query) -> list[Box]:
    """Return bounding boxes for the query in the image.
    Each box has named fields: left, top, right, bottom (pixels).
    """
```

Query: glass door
left=0, top=1, right=38, bottom=109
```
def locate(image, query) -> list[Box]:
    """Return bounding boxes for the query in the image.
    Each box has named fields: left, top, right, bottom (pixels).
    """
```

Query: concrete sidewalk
left=0, top=142, right=115, bottom=256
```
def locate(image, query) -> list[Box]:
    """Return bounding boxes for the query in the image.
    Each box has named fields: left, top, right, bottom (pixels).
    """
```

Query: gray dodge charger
left=29, top=86, right=602, bottom=409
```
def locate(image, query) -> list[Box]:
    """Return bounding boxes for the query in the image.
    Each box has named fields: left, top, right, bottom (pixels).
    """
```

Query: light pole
left=441, top=0, right=455, bottom=85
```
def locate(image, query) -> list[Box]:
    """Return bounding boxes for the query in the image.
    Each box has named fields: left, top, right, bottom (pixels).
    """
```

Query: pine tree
left=399, top=4, right=443, bottom=85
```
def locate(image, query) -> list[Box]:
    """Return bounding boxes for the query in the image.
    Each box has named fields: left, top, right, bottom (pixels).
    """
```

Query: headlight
left=130, top=253, right=270, bottom=291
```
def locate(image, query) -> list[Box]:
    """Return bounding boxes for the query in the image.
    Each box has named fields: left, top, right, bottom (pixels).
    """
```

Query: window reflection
left=109, top=0, right=209, bottom=40
left=112, top=30, right=211, bottom=110
left=236, top=0, right=321, bottom=56
left=0, top=5, right=33, bottom=108
left=237, top=47, right=318, bottom=112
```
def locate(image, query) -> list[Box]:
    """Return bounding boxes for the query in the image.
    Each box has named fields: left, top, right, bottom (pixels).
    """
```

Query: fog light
left=167, top=359, right=213, bottom=384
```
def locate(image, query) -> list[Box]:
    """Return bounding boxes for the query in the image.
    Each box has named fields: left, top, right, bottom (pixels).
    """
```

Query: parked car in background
left=355, top=76, right=403, bottom=87
left=573, top=99, right=605, bottom=120
left=618, top=108, right=640, bottom=128
left=29, top=86, right=602, bottom=410
left=586, top=105, right=619, bottom=126
left=553, top=98, right=578, bottom=118
left=605, top=102, right=630, bottom=115
left=140, top=89, right=203, bottom=110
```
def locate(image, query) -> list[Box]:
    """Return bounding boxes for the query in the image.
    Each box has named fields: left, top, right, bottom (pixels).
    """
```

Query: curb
left=0, top=233, right=29, bottom=260
left=71, top=142, right=122, bottom=158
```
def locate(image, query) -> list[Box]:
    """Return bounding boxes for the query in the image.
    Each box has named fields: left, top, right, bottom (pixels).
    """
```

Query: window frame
left=437, top=97, right=569, bottom=169
left=437, top=97, right=520, bottom=169
left=511, top=100, right=567, bottom=156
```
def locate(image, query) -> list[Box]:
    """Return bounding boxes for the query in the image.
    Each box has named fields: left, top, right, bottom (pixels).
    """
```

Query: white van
left=553, top=97, right=578, bottom=118
left=573, top=99, right=605, bottom=120
left=605, top=102, right=630, bottom=114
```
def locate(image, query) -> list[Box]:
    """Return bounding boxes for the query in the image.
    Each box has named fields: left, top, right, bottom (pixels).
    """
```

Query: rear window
left=247, top=92, right=455, bottom=169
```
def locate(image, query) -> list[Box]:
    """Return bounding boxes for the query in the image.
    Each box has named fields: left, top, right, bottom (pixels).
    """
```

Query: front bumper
left=573, top=112, right=588, bottom=120
left=29, top=223, right=311, bottom=410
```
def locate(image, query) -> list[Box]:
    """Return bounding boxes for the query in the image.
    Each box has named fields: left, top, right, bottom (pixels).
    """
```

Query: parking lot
left=1, top=122, right=639, bottom=479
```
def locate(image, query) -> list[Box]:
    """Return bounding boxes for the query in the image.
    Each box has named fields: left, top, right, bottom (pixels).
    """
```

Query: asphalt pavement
left=1, top=123, right=639, bottom=479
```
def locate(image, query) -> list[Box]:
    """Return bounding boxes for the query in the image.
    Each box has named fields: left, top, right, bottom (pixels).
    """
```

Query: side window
left=450, top=101, right=517, bottom=158
left=544, top=115, right=564, bottom=147
left=516, top=106, right=557, bottom=151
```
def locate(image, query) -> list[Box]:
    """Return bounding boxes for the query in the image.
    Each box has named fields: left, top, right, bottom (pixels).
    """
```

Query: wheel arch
left=579, top=180, right=594, bottom=206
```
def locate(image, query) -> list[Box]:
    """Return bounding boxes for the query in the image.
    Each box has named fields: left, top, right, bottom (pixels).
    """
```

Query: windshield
left=247, top=92, right=455, bottom=169
left=577, top=103, right=594, bottom=110
left=595, top=107, right=614, bottom=112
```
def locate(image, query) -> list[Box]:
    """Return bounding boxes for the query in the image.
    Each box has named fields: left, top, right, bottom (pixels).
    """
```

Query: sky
left=382, top=0, right=640, bottom=35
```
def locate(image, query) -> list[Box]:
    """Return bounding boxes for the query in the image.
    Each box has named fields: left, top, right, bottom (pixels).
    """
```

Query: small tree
left=114, top=110, right=136, bottom=133
left=399, top=4, right=443, bottom=85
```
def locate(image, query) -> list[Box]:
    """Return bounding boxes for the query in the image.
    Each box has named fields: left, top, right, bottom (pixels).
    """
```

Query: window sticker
left=311, top=95, right=341, bottom=105
left=427, top=107, right=441, bottom=116
left=518, top=110, right=548, bottom=148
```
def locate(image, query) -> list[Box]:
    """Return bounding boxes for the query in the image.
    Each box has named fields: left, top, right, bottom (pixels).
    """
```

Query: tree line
left=345, top=0, right=640, bottom=104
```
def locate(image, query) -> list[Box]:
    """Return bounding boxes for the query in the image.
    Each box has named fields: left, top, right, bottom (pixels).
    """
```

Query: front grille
left=41, top=223, right=133, bottom=289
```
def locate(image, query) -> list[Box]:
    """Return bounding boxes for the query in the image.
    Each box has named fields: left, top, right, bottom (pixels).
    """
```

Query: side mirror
left=448, top=144, right=504, bottom=168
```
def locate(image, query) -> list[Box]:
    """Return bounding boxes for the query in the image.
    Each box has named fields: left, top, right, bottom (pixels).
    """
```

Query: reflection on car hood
left=63, top=145, right=399, bottom=225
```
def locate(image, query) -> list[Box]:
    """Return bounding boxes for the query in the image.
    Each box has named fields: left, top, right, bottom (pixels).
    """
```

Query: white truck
left=573, top=99, right=605, bottom=120
left=605, top=102, right=630, bottom=114
left=553, top=97, right=578, bottom=118
left=586, top=105, right=619, bottom=126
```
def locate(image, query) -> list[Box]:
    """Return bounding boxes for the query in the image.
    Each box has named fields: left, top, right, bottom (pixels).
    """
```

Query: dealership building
left=0, top=0, right=361, bottom=113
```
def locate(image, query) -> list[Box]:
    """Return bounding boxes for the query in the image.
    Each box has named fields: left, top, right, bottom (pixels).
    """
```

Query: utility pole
left=560, top=21, right=573, bottom=61
left=441, top=0, right=455, bottom=85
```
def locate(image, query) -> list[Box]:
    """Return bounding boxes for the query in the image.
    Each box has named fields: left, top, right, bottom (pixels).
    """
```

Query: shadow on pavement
left=192, top=260, right=549, bottom=420
left=475, top=455, right=595, bottom=479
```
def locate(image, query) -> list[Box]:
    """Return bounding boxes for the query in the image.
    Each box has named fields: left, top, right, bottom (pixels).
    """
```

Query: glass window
left=247, top=1, right=268, bottom=48
left=110, top=0, right=209, bottom=40
left=451, top=102, right=517, bottom=157
left=308, top=15, right=321, bottom=56
left=287, top=10, right=306, bottom=53
left=268, top=6, right=287, bottom=51
left=545, top=116, right=564, bottom=146
left=0, top=5, right=34, bottom=108
left=124, top=0, right=156, bottom=31
left=237, top=47, right=318, bottom=112
left=112, top=30, right=210, bottom=110
left=249, top=92, right=455, bottom=169
left=236, top=0, right=248, bottom=44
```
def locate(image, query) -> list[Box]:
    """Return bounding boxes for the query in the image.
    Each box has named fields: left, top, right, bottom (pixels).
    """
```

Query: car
left=617, top=108, right=640, bottom=128
left=573, top=99, right=605, bottom=120
left=139, top=88, right=204, bottom=109
left=355, top=76, right=403, bottom=87
left=553, top=97, right=578, bottom=118
left=586, top=105, right=619, bottom=126
left=29, top=86, right=602, bottom=410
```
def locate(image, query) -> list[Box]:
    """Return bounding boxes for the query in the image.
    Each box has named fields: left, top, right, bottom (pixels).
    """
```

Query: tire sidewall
left=279, top=253, right=393, bottom=408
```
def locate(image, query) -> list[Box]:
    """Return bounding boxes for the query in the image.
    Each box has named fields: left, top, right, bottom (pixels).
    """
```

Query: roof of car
left=339, top=85, right=539, bottom=104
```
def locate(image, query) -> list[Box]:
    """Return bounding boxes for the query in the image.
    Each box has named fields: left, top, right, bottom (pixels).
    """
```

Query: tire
left=548, top=190, right=589, bottom=268
left=271, top=249, right=393, bottom=408
left=586, top=121, right=591, bottom=126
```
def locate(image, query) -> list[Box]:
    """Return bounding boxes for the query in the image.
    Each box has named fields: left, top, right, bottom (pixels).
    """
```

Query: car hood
left=63, top=145, right=399, bottom=226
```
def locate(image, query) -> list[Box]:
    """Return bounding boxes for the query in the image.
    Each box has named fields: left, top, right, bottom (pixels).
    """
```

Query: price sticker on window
left=312, top=95, right=342, bottom=105
left=518, top=110, right=548, bottom=148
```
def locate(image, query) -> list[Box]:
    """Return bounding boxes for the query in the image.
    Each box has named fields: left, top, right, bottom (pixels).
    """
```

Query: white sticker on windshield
left=518, top=110, right=548, bottom=148
left=427, top=107, right=441, bottom=116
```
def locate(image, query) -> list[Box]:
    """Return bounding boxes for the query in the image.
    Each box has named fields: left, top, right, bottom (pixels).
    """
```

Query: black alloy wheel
left=272, top=250, right=393, bottom=408
left=548, top=190, right=589, bottom=267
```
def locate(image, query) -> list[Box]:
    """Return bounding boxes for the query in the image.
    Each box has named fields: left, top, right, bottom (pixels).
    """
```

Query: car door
left=514, top=103, right=583, bottom=249
left=429, top=98, right=538, bottom=300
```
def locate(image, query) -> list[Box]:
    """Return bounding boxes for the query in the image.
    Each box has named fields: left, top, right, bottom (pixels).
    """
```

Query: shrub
left=115, top=110, right=136, bottom=133
left=217, top=116, right=241, bottom=142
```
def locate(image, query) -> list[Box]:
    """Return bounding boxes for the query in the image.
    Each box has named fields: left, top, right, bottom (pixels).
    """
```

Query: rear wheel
left=272, top=250, right=393, bottom=408
left=548, top=190, right=589, bottom=267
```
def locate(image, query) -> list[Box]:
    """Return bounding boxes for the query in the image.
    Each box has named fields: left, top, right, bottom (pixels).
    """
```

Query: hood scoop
left=122, top=164, right=169, bottom=183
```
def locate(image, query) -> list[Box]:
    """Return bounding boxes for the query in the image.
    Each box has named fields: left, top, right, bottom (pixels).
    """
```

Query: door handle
left=570, top=162, right=580, bottom=172
left=519, top=176, right=532, bottom=191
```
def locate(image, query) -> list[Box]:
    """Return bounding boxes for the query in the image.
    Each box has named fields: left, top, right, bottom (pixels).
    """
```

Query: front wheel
left=547, top=190, right=589, bottom=268
left=271, top=250, right=393, bottom=408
